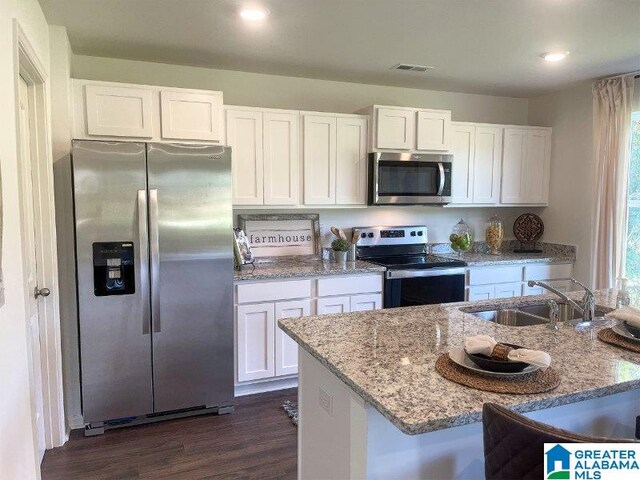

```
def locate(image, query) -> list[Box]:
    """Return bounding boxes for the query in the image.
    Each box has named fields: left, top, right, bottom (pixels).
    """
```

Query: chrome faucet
left=527, top=278, right=596, bottom=324
left=547, top=299, right=560, bottom=330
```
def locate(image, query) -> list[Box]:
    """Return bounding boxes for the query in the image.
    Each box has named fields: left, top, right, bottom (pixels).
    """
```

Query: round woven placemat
left=435, top=354, right=560, bottom=394
left=597, top=328, right=640, bottom=353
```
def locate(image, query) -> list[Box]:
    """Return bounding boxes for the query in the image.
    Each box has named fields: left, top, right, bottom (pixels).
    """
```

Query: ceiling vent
left=390, top=63, right=434, bottom=73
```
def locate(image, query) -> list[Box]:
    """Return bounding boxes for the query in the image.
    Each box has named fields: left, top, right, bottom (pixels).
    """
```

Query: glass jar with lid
left=450, top=218, right=473, bottom=255
left=485, top=214, right=504, bottom=255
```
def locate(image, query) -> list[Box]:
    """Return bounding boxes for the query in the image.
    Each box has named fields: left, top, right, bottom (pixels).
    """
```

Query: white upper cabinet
left=303, top=114, right=338, bottom=205
left=472, top=126, right=503, bottom=204
left=226, top=109, right=264, bottom=205
left=74, top=79, right=224, bottom=143
left=450, top=123, right=475, bottom=204
left=502, top=127, right=551, bottom=205
left=416, top=109, right=451, bottom=151
left=84, top=84, right=154, bottom=138
left=263, top=112, right=300, bottom=205
left=336, top=116, right=368, bottom=205
left=375, top=107, right=415, bottom=150
left=450, top=123, right=502, bottom=205
left=160, top=90, right=223, bottom=142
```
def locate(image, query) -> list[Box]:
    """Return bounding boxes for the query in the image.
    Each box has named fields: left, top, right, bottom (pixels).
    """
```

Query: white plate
left=611, top=322, right=640, bottom=342
left=448, top=347, right=541, bottom=377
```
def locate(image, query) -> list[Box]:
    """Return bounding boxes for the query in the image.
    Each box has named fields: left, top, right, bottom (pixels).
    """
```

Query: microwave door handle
left=437, top=163, right=445, bottom=196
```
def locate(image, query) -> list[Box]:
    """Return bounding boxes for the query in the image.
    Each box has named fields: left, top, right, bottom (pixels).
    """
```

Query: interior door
left=19, top=75, right=45, bottom=461
left=147, top=143, right=234, bottom=413
left=73, top=140, right=152, bottom=423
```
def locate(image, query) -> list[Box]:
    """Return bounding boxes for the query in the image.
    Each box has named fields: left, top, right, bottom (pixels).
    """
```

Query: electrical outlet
left=318, top=387, right=333, bottom=416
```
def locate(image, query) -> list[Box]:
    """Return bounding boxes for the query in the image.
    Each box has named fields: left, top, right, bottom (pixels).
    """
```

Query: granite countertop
left=433, top=241, right=577, bottom=266
left=279, top=289, right=640, bottom=435
left=234, top=255, right=386, bottom=282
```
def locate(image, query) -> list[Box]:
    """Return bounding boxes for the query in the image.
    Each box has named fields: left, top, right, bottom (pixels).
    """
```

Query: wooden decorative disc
left=513, top=213, right=544, bottom=243
left=597, top=328, right=640, bottom=354
left=435, top=354, right=560, bottom=394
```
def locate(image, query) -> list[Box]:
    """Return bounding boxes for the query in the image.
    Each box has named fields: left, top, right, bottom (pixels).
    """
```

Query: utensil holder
left=334, top=250, right=347, bottom=266
left=347, top=244, right=357, bottom=262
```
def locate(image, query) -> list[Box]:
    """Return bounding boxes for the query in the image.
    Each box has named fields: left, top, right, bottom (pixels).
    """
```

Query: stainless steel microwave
left=368, top=152, right=453, bottom=205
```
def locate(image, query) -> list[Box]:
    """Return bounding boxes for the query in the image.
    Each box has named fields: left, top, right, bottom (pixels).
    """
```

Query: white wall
left=72, top=55, right=529, bottom=124
left=0, top=0, right=51, bottom=478
left=528, top=82, right=594, bottom=285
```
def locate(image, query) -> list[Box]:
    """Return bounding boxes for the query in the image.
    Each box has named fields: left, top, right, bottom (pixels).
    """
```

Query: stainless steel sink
left=464, top=302, right=613, bottom=327
left=470, top=309, right=549, bottom=327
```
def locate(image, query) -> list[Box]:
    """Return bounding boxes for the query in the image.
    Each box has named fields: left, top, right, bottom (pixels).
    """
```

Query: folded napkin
left=463, top=334, right=552, bottom=369
left=605, top=306, right=640, bottom=328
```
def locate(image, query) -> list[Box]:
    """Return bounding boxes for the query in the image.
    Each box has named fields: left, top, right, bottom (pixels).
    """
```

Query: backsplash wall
left=234, top=206, right=544, bottom=250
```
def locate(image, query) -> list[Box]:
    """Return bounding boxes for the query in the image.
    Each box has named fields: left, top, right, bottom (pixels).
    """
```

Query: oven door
left=384, top=268, right=465, bottom=308
left=370, top=153, right=452, bottom=205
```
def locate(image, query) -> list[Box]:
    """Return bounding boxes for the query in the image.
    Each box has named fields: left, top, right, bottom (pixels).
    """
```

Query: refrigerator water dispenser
left=92, top=242, right=135, bottom=296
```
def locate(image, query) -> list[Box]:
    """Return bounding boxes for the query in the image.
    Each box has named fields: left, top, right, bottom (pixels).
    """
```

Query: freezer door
left=72, top=140, right=152, bottom=423
left=146, top=143, right=234, bottom=412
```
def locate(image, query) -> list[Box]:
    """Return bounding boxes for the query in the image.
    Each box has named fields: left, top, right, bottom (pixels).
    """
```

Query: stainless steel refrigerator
left=71, top=140, right=234, bottom=435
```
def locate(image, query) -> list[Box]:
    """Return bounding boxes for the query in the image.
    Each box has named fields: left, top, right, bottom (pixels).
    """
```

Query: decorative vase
left=333, top=250, right=348, bottom=266
left=450, top=218, right=473, bottom=256
left=485, top=215, right=504, bottom=255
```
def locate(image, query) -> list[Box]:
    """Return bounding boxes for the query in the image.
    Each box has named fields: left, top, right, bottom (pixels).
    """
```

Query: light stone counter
left=280, top=289, right=640, bottom=436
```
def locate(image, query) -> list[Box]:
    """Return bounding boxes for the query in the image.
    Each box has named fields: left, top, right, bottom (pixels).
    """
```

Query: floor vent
left=390, top=63, right=434, bottom=73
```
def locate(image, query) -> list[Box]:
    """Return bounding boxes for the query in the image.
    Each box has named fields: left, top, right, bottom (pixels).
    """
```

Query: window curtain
left=591, top=74, right=635, bottom=289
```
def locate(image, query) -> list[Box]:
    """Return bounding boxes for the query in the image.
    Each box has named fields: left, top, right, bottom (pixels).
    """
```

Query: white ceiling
left=39, top=0, right=640, bottom=97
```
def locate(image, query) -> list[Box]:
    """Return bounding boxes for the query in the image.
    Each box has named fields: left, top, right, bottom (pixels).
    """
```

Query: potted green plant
left=331, top=238, right=350, bottom=266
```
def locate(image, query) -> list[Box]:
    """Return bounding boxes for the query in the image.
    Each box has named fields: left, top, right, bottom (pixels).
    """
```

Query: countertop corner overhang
left=279, top=289, right=640, bottom=435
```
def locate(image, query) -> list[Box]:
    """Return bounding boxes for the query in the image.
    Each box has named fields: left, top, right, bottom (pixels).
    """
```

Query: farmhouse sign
left=238, top=214, right=321, bottom=257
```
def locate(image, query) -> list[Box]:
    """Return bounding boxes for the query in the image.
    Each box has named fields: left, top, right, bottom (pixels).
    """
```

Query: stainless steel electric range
left=355, top=225, right=466, bottom=308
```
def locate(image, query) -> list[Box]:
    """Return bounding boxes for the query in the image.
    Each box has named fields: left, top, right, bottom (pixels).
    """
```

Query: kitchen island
left=279, top=290, right=640, bottom=479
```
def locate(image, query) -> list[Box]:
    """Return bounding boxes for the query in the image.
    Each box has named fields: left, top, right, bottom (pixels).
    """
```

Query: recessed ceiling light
left=541, top=51, right=570, bottom=62
left=240, top=7, right=269, bottom=21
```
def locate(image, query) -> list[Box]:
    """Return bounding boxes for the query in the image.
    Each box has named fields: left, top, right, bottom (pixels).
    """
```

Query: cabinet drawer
left=468, top=266, right=522, bottom=286
left=237, top=279, right=312, bottom=304
left=524, top=263, right=573, bottom=281
left=317, top=274, right=383, bottom=297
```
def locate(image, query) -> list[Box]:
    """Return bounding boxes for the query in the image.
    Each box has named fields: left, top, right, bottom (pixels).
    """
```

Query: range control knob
left=417, top=231, right=423, bottom=236
left=410, top=231, right=416, bottom=236
left=368, top=232, right=374, bottom=238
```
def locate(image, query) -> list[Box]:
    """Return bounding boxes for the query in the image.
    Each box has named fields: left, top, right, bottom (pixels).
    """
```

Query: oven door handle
left=386, top=267, right=466, bottom=280
left=436, top=162, right=446, bottom=196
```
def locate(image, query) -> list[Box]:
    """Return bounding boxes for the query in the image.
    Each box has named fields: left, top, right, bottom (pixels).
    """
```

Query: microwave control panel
left=92, top=242, right=135, bottom=296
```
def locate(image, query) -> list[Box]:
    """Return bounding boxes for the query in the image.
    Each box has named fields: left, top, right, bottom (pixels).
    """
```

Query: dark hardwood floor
left=42, top=389, right=298, bottom=480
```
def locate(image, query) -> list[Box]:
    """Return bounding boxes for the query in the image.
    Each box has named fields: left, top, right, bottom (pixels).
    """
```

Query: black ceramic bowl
left=464, top=343, right=529, bottom=373
left=623, top=321, right=640, bottom=339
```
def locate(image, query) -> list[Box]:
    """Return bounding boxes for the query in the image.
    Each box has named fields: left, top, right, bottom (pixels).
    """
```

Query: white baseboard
left=235, top=377, right=298, bottom=397
left=67, top=414, right=84, bottom=430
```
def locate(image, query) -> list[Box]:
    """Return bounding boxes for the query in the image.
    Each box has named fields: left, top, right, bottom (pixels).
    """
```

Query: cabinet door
left=375, top=107, right=415, bottom=150
left=303, top=114, right=337, bottom=205
left=468, top=285, right=495, bottom=302
left=494, top=282, right=522, bottom=299
left=501, top=128, right=526, bottom=204
left=236, top=303, right=275, bottom=382
left=226, top=109, right=264, bottom=205
left=85, top=85, right=153, bottom=138
left=317, top=296, right=350, bottom=315
left=275, top=299, right=311, bottom=377
left=524, top=129, right=551, bottom=204
left=416, top=109, right=451, bottom=151
left=336, top=117, right=368, bottom=205
left=450, top=123, right=475, bottom=203
left=472, top=126, right=503, bottom=204
left=350, top=294, right=382, bottom=312
left=160, top=90, right=223, bottom=142
left=263, top=112, right=300, bottom=205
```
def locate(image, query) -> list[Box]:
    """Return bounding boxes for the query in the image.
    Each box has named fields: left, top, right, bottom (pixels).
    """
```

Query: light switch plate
left=318, top=386, right=333, bottom=416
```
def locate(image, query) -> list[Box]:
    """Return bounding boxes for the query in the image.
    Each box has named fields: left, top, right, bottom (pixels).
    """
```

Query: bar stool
left=482, top=403, right=637, bottom=480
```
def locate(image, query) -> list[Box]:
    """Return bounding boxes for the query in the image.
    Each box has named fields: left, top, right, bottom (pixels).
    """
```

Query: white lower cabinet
left=235, top=274, right=383, bottom=393
left=317, top=296, right=351, bottom=315
left=275, top=299, right=311, bottom=377
left=236, top=303, right=275, bottom=382
left=494, top=282, right=522, bottom=299
left=468, top=285, right=494, bottom=301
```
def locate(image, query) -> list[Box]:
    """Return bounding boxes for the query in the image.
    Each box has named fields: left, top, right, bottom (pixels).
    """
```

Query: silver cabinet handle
left=137, top=190, right=151, bottom=335
left=34, top=287, right=50, bottom=299
left=149, top=189, right=161, bottom=333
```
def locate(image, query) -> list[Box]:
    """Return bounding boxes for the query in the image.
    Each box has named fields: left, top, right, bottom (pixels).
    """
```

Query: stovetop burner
left=364, top=254, right=466, bottom=270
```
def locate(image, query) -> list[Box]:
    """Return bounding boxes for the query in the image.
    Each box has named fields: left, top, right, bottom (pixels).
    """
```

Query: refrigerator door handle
left=137, top=189, right=151, bottom=335
left=149, top=188, right=161, bottom=333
